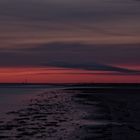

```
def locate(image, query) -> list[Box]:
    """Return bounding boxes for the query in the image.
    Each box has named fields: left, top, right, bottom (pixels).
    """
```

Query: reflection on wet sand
left=0, top=88, right=140, bottom=140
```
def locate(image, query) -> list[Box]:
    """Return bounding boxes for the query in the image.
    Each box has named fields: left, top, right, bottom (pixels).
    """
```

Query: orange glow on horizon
left=0, top=67, right=140, bottom=83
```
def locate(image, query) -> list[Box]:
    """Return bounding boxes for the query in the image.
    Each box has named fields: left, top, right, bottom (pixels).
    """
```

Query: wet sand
left=0, top=87, right=140, bottom=140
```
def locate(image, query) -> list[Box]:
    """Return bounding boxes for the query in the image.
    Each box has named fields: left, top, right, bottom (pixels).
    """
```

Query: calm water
left=0, top=85, right=57, bottom=118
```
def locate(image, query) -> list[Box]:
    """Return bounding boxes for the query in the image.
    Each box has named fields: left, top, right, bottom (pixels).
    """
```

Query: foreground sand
left=0, top=87, right=140, bottom=140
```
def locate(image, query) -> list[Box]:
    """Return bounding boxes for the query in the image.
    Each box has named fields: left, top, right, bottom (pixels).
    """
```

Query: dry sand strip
left=68, top=88, right=140, bottom=140
left=100, top=94, right=140, bottom=140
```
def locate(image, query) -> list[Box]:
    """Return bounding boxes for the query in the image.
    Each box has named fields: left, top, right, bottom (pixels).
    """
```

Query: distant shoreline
left=0, top=83, right=140, bottom=86
left=0, top=83, right=140, bottom=90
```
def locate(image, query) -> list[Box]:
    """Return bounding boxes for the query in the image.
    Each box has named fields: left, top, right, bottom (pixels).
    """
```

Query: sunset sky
left=0, top=0, right=140, bottom=83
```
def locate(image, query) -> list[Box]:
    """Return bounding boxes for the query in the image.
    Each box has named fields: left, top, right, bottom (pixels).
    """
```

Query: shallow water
left=0, top=85, right=56, bottom=118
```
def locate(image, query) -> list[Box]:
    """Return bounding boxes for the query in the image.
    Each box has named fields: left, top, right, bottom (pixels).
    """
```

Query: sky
left=0, top=0, right=140, bottom=83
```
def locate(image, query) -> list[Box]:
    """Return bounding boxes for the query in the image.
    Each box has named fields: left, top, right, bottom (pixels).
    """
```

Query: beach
left=0, top=85, right=140, bottom=140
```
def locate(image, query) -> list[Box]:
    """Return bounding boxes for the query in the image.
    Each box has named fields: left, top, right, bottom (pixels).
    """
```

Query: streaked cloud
left=0, top=0, right=140, bottom=82
left=0, top=42, right=139, bottom=74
